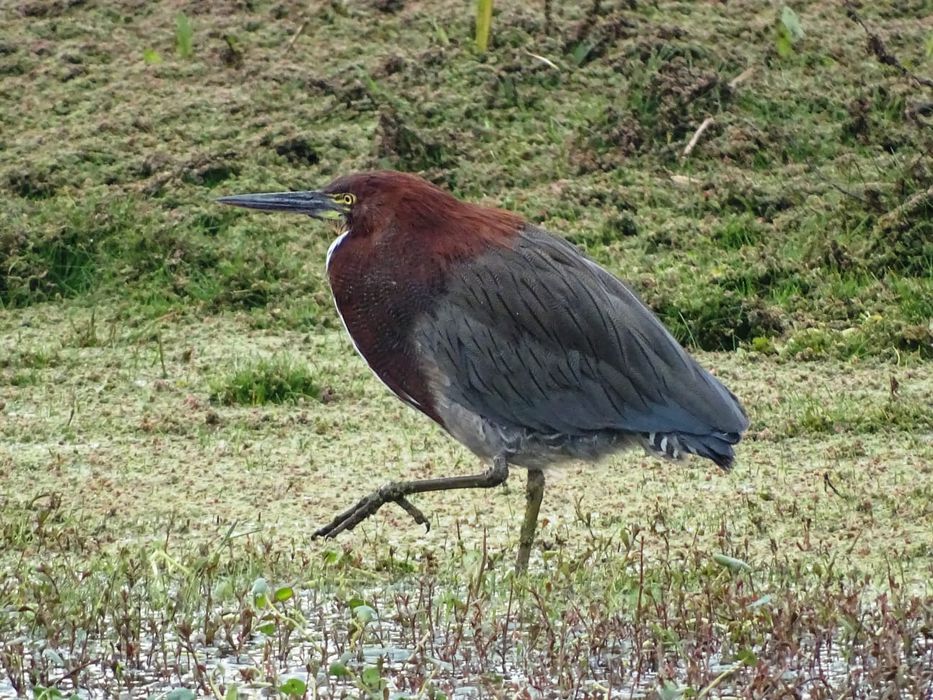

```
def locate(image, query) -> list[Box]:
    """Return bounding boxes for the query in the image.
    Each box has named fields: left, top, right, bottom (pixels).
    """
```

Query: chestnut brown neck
left=324, top=173, right=523, bottom=425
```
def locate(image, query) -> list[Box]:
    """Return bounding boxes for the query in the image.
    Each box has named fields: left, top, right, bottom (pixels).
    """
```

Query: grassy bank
left=1, top=0, right=930, bottom=358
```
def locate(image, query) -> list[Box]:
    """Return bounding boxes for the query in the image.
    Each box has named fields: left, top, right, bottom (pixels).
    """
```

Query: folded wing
left=416, top=226, right=749, bottom=467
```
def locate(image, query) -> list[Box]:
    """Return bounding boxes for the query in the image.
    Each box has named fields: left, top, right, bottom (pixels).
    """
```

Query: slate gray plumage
left=416, top=226, right=749, bottom=470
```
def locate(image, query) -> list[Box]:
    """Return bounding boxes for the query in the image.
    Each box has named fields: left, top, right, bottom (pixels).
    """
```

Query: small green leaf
left=224, top=684, right=239, bottom=700
left=571, top=41, right=593, bottom=66
left=142, top=48, right=162, bottom=64
left=775, top=6, right=804, bottom=58
left=737, top=647, right=758, bottom=666
left=658, top=680, right=684, bottom=700
left=775, top=28, right=792, bottom=58
left=274, top=585, right=294, bottom=602
left=780, top=6, right=804, bottom=41
left=713, top=553, right=752, bottom=572
left=33, top=687, right=63, bottom=700
left=328, top=662, right=350, bottom=677
left=257, top=621, right=276, bottom=635
left=251, top=577, right=271, bottom=607
left=434, top=21, right=449, bottom=46
left=353, top=604, right=377, bottom=625
left=42, top=648, right=65, bottom=666
left=322, top=549, right=341, bottom=565
left=360, top=666, right=382, bottom=688
left=363, top=73, right=380, bottom=96
left=175, top=14, right=194, bottom=59
left=278, top=678, right=307, bottom=697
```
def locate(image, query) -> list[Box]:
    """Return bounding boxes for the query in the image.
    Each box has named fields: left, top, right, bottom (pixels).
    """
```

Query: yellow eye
left=338, top=193, right=355, bottom=206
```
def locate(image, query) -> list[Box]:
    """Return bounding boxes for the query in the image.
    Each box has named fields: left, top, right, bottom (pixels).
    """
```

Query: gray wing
left=416, top=226, right=749, bottom=467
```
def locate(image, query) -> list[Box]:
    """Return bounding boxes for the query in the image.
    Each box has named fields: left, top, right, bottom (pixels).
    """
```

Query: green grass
left=0, top=0, right=931, bottom=696
left=781, top=391, right=931, bottom=437
left=210, top=355, right=322, bottom=406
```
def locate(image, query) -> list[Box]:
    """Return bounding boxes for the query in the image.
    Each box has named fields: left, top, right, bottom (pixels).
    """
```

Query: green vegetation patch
left=209, top=355, right=321, bottom=405
left=0, top=307, right=930, bottom=698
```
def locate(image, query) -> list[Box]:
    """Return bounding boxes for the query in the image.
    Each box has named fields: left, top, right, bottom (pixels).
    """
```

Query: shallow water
left=3, top=585, right=931, bottom=699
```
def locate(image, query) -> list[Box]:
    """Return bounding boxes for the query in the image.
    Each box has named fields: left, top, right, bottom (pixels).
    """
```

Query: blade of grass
left=475, top=0, right=493, bottom=53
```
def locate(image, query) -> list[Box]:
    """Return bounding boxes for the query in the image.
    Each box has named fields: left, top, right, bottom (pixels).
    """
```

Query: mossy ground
left=0, top=0, right=931, bottom=697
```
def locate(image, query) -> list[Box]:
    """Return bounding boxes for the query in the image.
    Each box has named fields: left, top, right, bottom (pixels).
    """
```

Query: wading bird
left=218, top=171, right=748, bottom=572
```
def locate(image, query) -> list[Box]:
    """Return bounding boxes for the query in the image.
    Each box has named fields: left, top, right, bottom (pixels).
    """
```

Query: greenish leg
left=515, top=468, right=545, bottom=574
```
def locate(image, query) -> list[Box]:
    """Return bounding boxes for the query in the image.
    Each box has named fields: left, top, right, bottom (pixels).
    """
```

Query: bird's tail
left=642, top=431, right=742, bottom=470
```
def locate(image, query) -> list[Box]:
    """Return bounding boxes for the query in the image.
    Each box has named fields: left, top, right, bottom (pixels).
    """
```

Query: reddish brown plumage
left=323, top=171, right=523, bottom=426
left=324, top=171, right=523, bottom=260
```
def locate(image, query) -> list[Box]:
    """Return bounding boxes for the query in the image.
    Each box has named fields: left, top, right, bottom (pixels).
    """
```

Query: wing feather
left=416, top=226, right=748, bottom=447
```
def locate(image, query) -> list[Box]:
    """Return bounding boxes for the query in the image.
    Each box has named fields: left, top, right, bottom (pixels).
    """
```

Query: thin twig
left=284, top=20, right=308, bottom=54
left=64, top=394, right=76, bottom=430
left=676, top=66, right=754, bottom=168
left=728, top=66, right=755, bottom=91
left=828, top=181, right=870, bottom=205
left=698, top=665, right=741, bottom=698
left=51, top=657, right=103, bottom=687
left=844, top=2, right=933, bottom=88
left=156, top=332, right=167, bottom=378
left=823, top=472, right=845, bottom=499
left=631, top=531, right=645, bottom=699
left=682, top=116, right=714, bottom=159
left=523, top=48, right=560, bottom=71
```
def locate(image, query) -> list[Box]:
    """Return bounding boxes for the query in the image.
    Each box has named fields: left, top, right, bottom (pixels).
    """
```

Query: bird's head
left=218, top=171, right=522, bottom=251
left=217, top=171, right=451, bottom=230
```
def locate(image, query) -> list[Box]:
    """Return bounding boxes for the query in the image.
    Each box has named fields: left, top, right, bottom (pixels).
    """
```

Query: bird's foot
left=312, top=485, right=430, bottom=539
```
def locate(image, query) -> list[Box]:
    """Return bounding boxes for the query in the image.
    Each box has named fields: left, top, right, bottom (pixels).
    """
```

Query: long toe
left=312, top=493, right=381, bottom=538
left=312, top=489, right=435, bottom=538
left=394, top=496, right=431, bottom=531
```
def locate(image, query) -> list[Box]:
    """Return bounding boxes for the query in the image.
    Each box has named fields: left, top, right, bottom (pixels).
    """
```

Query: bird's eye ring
left=338, top=193, right=355, bottom=206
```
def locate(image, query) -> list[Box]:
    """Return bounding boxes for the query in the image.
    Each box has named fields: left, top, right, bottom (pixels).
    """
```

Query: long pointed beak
left=217, top=190, right=347, bottom=219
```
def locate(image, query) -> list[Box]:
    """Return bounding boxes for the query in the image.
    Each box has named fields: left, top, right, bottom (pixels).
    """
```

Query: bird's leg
left=312, top=455, right=510, bottom=539
left=515, top=468, right=545, bottom=574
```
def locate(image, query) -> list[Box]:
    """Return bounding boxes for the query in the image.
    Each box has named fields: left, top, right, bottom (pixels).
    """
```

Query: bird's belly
left=435, top=396, right=638, bottom=469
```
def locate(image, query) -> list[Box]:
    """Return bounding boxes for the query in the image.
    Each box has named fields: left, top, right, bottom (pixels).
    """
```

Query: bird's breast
left=325, top=229, right=443, bottom=424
